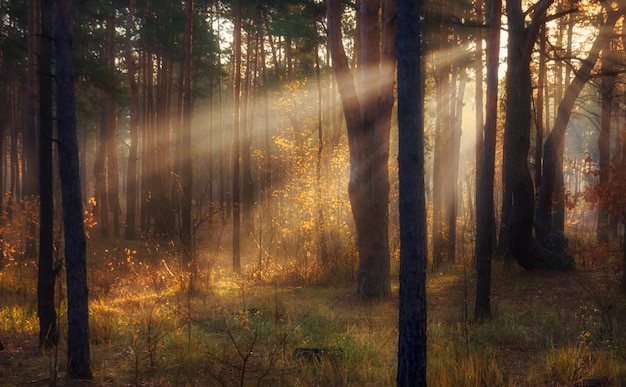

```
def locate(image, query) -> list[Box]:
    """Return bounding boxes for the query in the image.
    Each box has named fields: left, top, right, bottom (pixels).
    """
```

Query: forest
left=1, top=0, right=626, bottom=385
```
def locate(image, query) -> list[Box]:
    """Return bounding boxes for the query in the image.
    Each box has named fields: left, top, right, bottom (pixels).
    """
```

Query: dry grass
left=0, top=236, right=625, bottom=386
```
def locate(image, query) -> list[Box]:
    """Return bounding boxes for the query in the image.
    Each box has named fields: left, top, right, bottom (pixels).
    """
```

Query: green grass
left=1, top=241, right=626, bottom=386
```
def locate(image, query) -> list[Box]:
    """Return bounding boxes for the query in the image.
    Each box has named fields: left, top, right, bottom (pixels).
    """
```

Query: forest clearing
left=0, top=233, right=625, bottom=386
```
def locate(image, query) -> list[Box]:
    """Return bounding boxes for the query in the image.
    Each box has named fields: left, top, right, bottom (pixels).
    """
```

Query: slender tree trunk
left=475, top=0, right=501, bottom=320
left=124, top=0, right=139, bottom=240
left=24, top=0, right=40, bottom=259
left=597, top=43, right=613, bottom=243
left=242, top=28, right=254, bottom=234
left=37, top=0, right=57, bottom=348
left=396, top=0, right=427, bottom=382
left=232, top=0, right=242, bottom=274
left=314, top=19, right=328, bottom=267
left=535, top=25, right=546, bottom=187
left=181, top=0, right=194, bottom=264
left=474, top=0, right=484, bottom=230
left=56, top=0, right=92, bottom=378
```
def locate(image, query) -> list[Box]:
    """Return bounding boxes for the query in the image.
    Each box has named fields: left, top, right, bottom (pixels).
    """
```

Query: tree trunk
left=124, top=0, right=139, bottom=240
left=597, top=43, right=613, bottom=243
left=181, top=0, right=194, bottom=264
left=475, top=0, right=501, bottom=320
left=37, top=0, right=57, bottom=348
left=536, top=8, right=623, bottom=253
left=232, top=0, right=242, bottom=275
left=534, top=25, right=546, bottom=188
left=327, top=0, right=393, bottom=298
left=242, top=27, right=255, bottom=234
left=474, top=0, right=484, bottom=230
left=396, top=0, right=427, bottom=383
left=56, top=0, right=92, bottom=378
left=24, top=0, right=39, bottom=259
left=502, top=0, right=576, bottom=270
left=313, top=19, right=328, bottom=267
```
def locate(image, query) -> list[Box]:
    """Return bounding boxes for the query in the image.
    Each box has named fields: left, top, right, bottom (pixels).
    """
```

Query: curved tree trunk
left=503, top=0, right=574, bottom=270
left=536, top=8, right=623, bottom=253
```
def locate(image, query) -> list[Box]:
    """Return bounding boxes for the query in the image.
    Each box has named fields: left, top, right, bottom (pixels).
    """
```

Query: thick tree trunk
left=396, top=0, right=427, bottom=383
left=37, top=0, right=57, bottom=348
left=56, top=0, right=92, bottom=378
left=504, top=0, right=572, bottom=270
left=327, top=0, right=392, bottom=297
left=327, top=0, right=394, bottom=297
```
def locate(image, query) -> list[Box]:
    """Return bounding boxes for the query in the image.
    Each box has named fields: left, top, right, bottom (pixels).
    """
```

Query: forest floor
left=0, top=237, right=625, bottom=386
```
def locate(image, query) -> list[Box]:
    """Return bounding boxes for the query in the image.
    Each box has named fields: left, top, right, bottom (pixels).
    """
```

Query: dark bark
left=475, top=0, right=501, bottom=320
left=503, top=0, right=575, bottom=270
left=56, top=0, right=92, bottom=378
left=396, top=0, right=427, bottom=383
left=37, top=0, right=57, bottom=348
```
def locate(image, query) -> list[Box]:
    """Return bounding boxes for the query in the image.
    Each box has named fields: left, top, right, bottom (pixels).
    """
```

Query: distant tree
left=181, top=0, right=194, bottom=265
left=596, top=41, right=614, bottom=243
left=37, top=0, right=58, bottom=348
left=475, top=0, right=501, bottom=320
left=396, top=0, right=427, bottom=384
left=232, top=0, right=242, bottom=274
left=124, top=0, right=139, bottom=240
left=56, top=0, right=92, bottom=378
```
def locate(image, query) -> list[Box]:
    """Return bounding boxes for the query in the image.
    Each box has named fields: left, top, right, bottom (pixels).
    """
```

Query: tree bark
left=37, top=0, right=57, bottom=348
left=396, top=0, right=427, bottom=383
left=475, top=0, right=501, bottom=320
left=327, top=0, right=393, bottom=298
left=503, top=0, right=576, bottom=270
left=56, top=0, right=92, bottom=378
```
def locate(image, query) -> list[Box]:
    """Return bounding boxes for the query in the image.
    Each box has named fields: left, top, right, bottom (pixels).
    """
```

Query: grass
left=1, top=237, right=626, bottom=386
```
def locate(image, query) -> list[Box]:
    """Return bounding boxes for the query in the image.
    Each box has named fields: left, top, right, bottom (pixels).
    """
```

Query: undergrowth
left=0, top=236, right=625, bottom=386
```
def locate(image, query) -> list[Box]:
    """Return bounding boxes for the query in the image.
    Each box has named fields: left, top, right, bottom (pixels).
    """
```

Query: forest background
left=1, top=0, right=626, bottom=385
